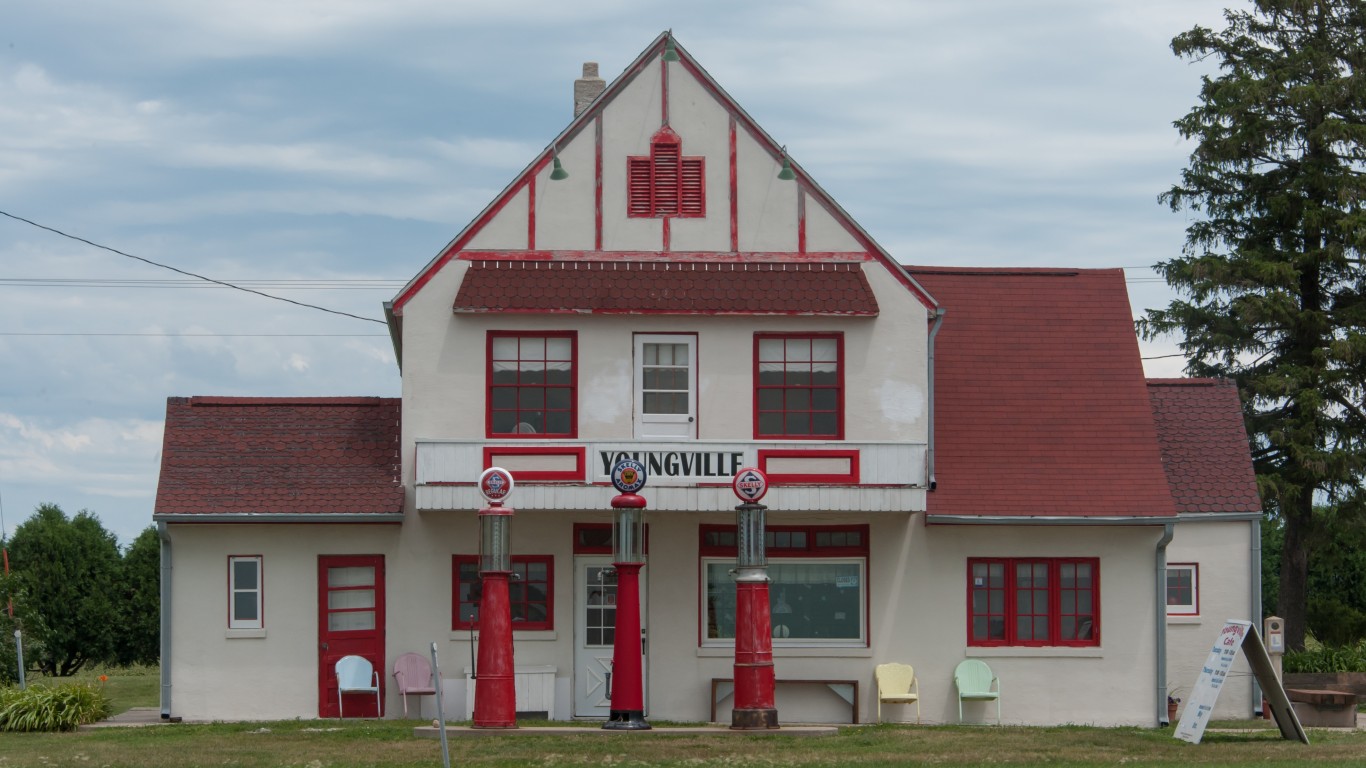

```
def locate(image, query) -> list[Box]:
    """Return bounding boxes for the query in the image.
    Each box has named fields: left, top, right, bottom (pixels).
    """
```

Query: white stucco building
left=153, top=33, right=1263, bottom=726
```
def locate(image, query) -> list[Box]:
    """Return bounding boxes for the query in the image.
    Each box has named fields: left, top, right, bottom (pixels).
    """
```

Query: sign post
left=603, top=459, right=651, bottom=730
left=730, top=467, right=778, bottom=729
left=472, top=467, right=517, bottom=728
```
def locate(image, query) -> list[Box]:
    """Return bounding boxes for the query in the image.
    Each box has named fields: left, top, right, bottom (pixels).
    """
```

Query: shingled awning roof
left=909, top=266, right=1176, bottom=522
left=153, top=396, right=404, bottom=521
left=1147, top=378, right=1262, bottom=515
left=453, top=260, right=879, bottom=315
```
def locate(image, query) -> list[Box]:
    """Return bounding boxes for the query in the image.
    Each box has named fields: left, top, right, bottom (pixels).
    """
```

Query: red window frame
left=753, top=333, right=844, bottom=440
left=486, top=331, right=577, bottom=438
left=967, top=557, right=1099, bottom=647
left=452, top=554, right=553, bottom=631
left=1166, top=563, right=1199, bottom=616
left=628, top=128, right=705, bottom=218
left=699, top=524, right=868, bottom=557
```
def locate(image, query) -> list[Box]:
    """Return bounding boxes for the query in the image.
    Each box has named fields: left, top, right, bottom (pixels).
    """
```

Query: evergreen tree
left=1142, top=0, right=1366, bottom=650
left=5, top=504, right=122, bottom=675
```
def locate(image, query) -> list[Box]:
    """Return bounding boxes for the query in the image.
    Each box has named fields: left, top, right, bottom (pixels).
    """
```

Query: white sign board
left=1174, top=619, right=1307, bottom=745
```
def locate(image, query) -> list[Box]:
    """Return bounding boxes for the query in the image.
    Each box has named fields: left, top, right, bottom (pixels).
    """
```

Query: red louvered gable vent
left=627, top=129, right=705, bottom=218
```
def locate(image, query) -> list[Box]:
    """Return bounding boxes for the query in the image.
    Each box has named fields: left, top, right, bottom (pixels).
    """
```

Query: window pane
left=758, top=338, right=784, bottom=361
left=973, top=616, right=988, bottom=640
left=329, top=611, right=375, bottom=632
left=786, top=389, right=811, bottom=411
left=785, top=339, right=811, bottom=361
left=518, top=388, right=544, bottom=409
left=785, top=412, right=808, bottom=435
left=757, top=389, right=783, bottom=410
left=519, top=337, right=545, bottom=360
left=758, top=413, right=783, bottom=435
left=545, top=411, right=571, bottom=434
left=329, top=589, right=375, bottom=610
left=491, top=412, right=517, bottom=434
left=233, top=592, right=258, bottom=621
left=989, top=591, right=1004, bottom=613
left=545, top=337, right=572, bottom=360
left=545, top=367, right=572, bottom=385
left=233, top=560, right=258, bottom=589
left=492, top=337, right=519, bottom=359
left=812, top=413, right=838, bottom=435
left=811, top=339, right=837, bottom=361
left=813, top=388, right=838, bottom=410
left=328, top=567, right=374, bottom=588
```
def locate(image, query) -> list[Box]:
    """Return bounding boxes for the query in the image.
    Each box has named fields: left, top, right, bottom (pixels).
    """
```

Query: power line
left=0, top=278, right=404, bottom=290
left=0, top=210, right=387, bottom=325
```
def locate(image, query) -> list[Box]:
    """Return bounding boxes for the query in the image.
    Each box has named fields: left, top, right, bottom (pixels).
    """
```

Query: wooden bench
left=1285, top=688, right=1358, bottom=728
left=710, top=678, right=859, bottom=723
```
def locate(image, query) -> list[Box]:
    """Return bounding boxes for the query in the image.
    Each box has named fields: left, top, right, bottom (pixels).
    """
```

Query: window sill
left=697, top=645, right=871, bottom=658
left=967, top=646, right=1103, bottom=658
left=451, top=630, right=557, bottom=642
left=225, top=628, right=266, bottom=639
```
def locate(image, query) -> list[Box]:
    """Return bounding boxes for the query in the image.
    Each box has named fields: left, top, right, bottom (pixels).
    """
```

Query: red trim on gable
left=729, top=117, right=738, bottom=252
left=660, top=49, right=669, bottom=126
left=595, top=116, right=603, bottom=251
left=797, top=188, right=807, bottom=254
left=527, top=174, right=536, bottom=251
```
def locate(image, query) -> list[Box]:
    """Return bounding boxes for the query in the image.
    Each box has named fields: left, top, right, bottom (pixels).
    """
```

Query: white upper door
left=634, top=334, right=697, bottom=440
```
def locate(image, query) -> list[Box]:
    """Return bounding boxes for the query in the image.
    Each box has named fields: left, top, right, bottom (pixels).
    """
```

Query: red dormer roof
left=153, top=396, right=404, bottom=520
left=1147, top=378, right=1262, bottom=515
left=909, top=266, right=1176, bottom=522
left=453, top=260, right=879, bottom=315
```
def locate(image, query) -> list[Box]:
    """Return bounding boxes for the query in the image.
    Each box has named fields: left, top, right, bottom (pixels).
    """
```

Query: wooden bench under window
left=710, top=678, right=859, bottom=723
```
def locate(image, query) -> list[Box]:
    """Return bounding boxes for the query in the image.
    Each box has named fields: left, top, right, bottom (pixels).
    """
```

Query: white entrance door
left=634, top=334, right=696, bottom=439
left=573, top=557, right=648, bottom=717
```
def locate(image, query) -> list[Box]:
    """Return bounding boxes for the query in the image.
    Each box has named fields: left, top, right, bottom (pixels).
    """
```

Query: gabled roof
left=153, top=397, right=404, bottom=521
left=1147, top=378, right=1262, bottom=515
left=909, top=267, right=1176, bottom=522
left=454, top=260, right=878, bottom=315
left=384, top=32, right=936, bottom=360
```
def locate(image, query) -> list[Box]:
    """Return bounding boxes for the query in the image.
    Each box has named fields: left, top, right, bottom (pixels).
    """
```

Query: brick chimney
left=574, top=62, right=605, bottom=116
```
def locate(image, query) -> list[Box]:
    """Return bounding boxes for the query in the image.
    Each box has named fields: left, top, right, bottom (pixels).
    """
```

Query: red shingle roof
left=909, top=267, right=1176, bottom=520
left=154, top=396, right=404, bottom=518
left=1147, top=379, right=1262, bottom=514
left=453, top=260, right=879, bottom=315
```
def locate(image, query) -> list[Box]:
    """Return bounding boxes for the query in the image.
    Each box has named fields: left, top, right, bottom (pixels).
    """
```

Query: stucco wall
left=1165, top=518, right=1258, bottom=720
left=167, top=515, right=1170, bottom=726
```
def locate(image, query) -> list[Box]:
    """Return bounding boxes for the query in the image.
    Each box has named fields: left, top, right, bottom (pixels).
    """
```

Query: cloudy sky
left=0, top=1, right=1242, bottom=546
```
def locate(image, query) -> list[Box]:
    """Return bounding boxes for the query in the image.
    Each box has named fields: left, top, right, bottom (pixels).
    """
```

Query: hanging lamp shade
left=550, top=154, right=569, bottom=181
left=662, top=36, right=680, bottom=62
left=777, top=148, right=796, bottom=181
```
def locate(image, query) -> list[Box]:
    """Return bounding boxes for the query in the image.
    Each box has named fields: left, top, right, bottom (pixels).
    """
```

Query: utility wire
left=0, top=210, right=387, bottom=325
left=0, top=332, right=387, bottom=338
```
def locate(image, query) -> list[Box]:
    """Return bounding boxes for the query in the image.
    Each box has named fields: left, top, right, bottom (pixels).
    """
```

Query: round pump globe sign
left=478, top=467, right=515, bottom=504
left=732, top=466, right=768, bottom=503
left=611, top=459, right=648, bottom=494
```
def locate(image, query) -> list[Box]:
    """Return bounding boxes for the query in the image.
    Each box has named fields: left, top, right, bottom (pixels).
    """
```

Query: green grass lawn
left=2, top=719, right=1364, bottom=768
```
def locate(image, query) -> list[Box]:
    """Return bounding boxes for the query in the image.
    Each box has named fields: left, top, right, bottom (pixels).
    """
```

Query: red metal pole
left=472, top=568, right=516, bottom=728
left=604, top=491, right=650, bottom=730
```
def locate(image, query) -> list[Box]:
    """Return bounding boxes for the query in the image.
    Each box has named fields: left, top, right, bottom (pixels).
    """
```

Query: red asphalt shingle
left=453, top=260, right=879, bottom=315
left=909, top=267, right=1176, bottom=520
left=153, top=396, right=404, bottom=518
left=1147, top=379, right=1262, bottom=515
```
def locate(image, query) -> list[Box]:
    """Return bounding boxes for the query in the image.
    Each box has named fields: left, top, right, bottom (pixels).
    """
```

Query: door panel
left=318, top=555, right=385, bottom=718
left=634, top=334, right=696, bottom=439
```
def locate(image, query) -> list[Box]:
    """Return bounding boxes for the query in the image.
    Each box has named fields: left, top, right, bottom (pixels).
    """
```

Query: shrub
left=1283, top=640, right=1366, bottom=674
left=0, top=682, right=111, bottom=732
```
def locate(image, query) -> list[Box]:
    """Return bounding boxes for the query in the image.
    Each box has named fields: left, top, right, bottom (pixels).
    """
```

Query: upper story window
left=628, top=127, right=704, bottom=218
left=754, top=333, right=843, bottom=439
left=487, top=332, right=576, bottom=438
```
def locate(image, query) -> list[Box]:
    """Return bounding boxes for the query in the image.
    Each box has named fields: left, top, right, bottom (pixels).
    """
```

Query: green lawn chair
left=953, top=659, right=1000, bottom=724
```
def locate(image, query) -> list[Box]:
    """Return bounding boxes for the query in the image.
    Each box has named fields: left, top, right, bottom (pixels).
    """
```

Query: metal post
left=472, top=467, right=517, bottom=729
left=430, top=642, right=451, bottom=768
left=731, top=467, right=777, bottom=729
left=14, top=629, right=23, bottom=690
left=604, top=459, right=650, bottom=730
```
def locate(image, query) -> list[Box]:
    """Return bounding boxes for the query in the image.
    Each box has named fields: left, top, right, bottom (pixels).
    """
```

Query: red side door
left=318, top=555, right=386, bottom=718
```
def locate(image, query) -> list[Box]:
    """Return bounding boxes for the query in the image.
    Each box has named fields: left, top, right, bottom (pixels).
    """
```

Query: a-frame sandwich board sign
left=1174, top=619, right=1308, bottom=745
